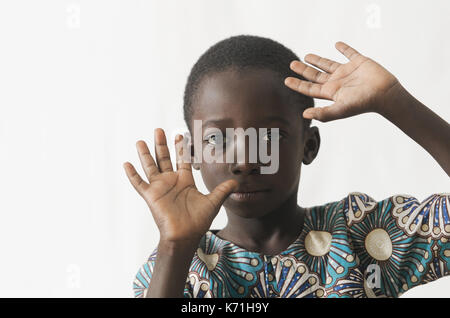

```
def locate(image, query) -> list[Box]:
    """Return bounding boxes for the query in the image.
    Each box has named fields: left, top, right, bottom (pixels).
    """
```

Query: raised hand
left=123, top=129, right=238, bottom=244
left=284, top=41, right=399, bottom=122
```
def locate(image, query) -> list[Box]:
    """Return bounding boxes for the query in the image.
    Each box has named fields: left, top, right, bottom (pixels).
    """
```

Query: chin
left=223, top=199, right=273, bottom=218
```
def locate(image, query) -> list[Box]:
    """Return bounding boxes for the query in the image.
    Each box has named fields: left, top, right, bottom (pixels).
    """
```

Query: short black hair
left=183, top=34, right=314, bottom=133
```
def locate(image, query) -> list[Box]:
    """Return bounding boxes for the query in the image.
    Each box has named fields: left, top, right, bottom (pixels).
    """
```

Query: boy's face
left=190, top=68, right=320, bottom=218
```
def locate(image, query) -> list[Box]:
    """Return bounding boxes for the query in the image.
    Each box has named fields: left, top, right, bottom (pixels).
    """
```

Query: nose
left=230, top=162, right=260, bottom=176
left=227, top=130, right=265, bottom=176
left=229, top=140, right=262, bottom=176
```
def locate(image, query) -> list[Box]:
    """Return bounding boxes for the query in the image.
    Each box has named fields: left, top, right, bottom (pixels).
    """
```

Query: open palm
left=285, top=42, right=399, bottom=122
left=124, top=129, right=238, bottom=244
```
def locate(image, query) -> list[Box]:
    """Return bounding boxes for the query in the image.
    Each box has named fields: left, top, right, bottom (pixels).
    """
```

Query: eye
left=262, top=130, right=282, bottom=141
left=205, top=133, right=227, bottom=146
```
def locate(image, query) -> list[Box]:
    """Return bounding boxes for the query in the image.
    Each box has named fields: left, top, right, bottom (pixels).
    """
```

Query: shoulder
left=337, top=191, right=450, bottom=238
left=303, top=192, right=378, bottom=230
left=334, top=192, right=450, bottom=297
left=304, top=191, right=450, bottom=242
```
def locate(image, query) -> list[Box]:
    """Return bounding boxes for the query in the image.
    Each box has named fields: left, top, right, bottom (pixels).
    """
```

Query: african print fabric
left=133, top=192, right=450, bottom=298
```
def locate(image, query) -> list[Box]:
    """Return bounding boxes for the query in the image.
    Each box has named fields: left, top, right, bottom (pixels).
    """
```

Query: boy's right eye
left=204, top=134, right=227, bottom=146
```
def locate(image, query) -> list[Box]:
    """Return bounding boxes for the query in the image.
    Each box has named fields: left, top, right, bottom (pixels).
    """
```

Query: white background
left=0, top=0, right=449, bottom=297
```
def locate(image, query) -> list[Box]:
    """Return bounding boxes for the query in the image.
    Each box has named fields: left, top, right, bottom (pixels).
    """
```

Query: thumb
left=303, top=103, right=343, bottom=122
left=206, top=179, right=238, bottom=209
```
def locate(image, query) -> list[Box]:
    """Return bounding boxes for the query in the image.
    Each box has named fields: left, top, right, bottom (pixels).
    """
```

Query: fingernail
left=303, top=110, right=313, bottom=118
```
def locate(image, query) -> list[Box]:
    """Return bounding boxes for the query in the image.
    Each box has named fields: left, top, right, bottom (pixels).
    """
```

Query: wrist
left=375, top=80, right=407, bottom=117
left=158, top=238, right=200, bottom=255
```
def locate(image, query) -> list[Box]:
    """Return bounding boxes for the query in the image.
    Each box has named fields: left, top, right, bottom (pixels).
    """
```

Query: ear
left=302, top=126, right=320, bottom=165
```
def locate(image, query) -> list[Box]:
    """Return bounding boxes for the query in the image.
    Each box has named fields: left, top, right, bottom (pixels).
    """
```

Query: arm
left=284, top=42, right=450, bottom=176
left=146, top=240, right=198, bottom=298
left=124, top=129, right=238, bottom=298
left=377, top=82, right=450, bottom=176
left=340, top=192, right=450, bottom=297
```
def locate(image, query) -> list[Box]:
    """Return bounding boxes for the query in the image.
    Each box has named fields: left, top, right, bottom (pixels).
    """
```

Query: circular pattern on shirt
left=284, top=201, right=357, bottom=287
left=189, top=231, right=265, bottom=298
left=364, top=228, right=392, bottom=261
left=187, top=273, right=214, bottom=298
left=347, top=194, right=433, bottom=297
left=297, top=265, right=306, bottom=274
left=305, top=231, right=332, bottom=257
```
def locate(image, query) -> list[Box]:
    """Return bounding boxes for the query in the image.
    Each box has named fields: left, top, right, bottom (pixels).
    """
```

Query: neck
left=219, top=191, right=305, bottom=253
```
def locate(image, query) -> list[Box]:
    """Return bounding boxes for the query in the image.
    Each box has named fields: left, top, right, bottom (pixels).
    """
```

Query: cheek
left=276, top=145, right=302, bottom=177
left=278, top=136, right=302, bottom=159
left=199, top=163, right=228, bottom=191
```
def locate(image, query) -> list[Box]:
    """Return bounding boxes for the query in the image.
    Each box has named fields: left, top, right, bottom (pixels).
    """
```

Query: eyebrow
left=201, top=116, right=291, bottom=129
left=262, top=116, right=291, bottom=126
left=202, top=119, right=233, bottom=129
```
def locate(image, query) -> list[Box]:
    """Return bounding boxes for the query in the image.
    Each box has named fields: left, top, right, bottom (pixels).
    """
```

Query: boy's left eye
left=262, top=130, right=282, bottom=141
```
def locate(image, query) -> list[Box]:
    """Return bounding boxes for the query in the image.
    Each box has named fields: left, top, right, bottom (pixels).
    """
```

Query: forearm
left=146, top=240, right=198, bottom=298
left=377, top=82, right=450, bottom=176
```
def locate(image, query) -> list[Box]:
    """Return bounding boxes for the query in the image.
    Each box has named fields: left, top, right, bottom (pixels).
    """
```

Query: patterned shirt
left=133, top=192, right=450, bottom=298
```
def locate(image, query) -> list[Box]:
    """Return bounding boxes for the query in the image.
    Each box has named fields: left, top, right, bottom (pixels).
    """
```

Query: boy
left=125, top=35, right=449, bottom=298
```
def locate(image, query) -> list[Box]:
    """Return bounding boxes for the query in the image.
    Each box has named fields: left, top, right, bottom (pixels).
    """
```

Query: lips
left=230, top=185, right=270, bottom=202
left=233, top=184, right=270, bottom=193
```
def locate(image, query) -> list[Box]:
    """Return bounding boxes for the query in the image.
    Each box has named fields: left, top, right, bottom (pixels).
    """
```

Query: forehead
left=191, top=68, right=302, bottom=129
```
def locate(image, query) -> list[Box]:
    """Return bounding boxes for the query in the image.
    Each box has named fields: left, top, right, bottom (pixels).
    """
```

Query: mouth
left=229, top=189, right=270, bottom=202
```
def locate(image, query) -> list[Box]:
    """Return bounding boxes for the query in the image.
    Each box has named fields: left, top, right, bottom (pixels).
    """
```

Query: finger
left=284, top=77, right=332, bottom=100
left=123, top=162, right=149, bottom=196
left=335, top=41, right=361, bottom=61
left=154, top=128, right=174, bottom=173
left=304, top=54, right=341, bottom=73
left=289, top=60, right=330, bottom=84
left=206, top=179, right=238, bottom=209
left=175, top=133, right=193, bottom=174
left=136, top=140, right=160, bottom=181
left=302, top=103, right=344, bottom=122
